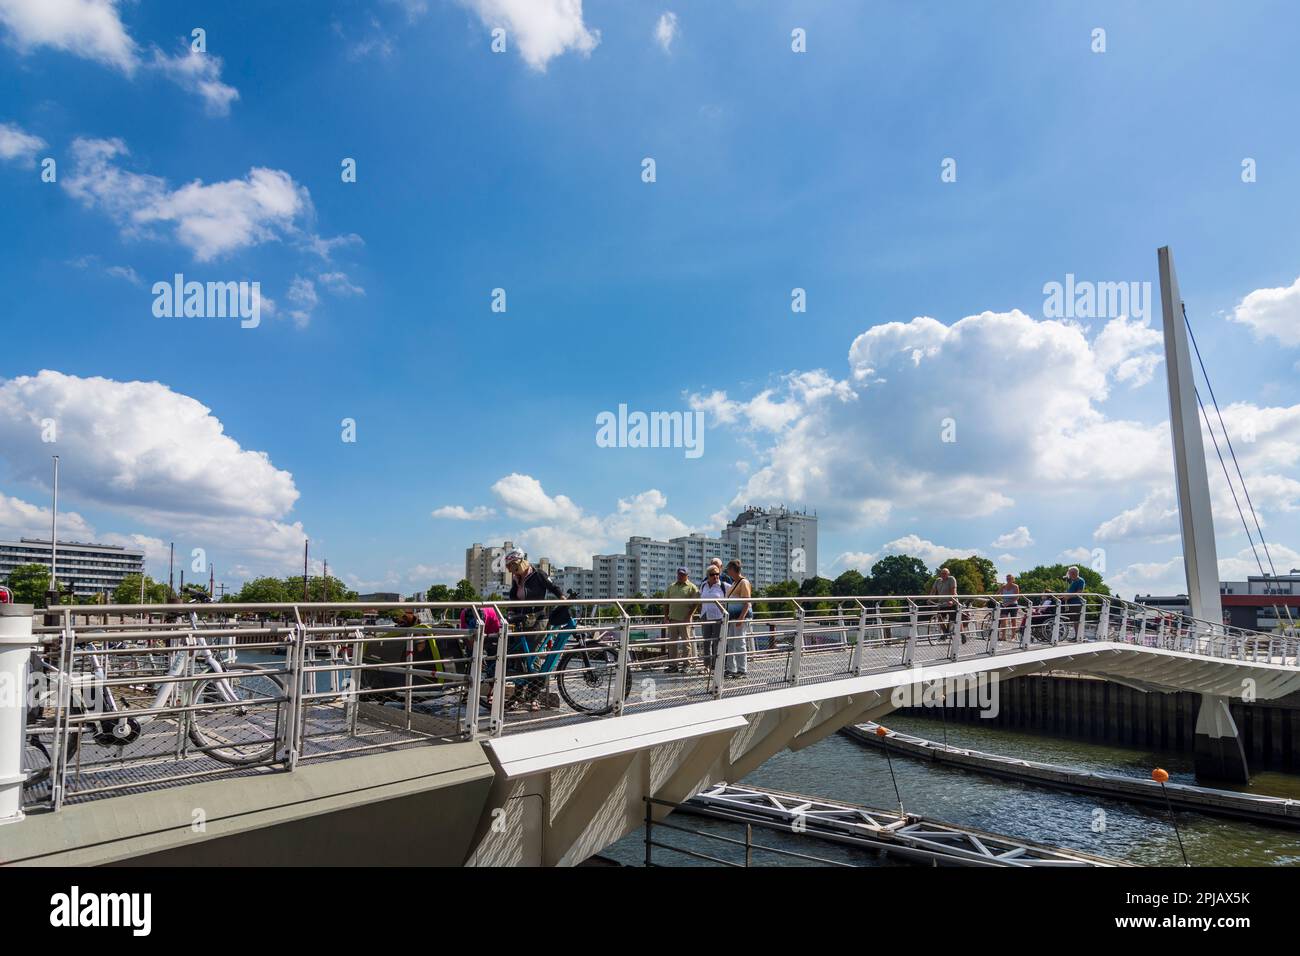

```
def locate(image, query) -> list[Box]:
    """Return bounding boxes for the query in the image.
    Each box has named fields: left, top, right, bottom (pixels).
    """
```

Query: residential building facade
left=551, top=506, right=818, bottom=599
left=0, top=537, right=145, bottom=600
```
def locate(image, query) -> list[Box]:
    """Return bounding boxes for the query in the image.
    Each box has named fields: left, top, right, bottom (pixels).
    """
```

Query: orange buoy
left=875, top=725, right=888, bottom=737
left=1152, top=768, right=1170, bottom=783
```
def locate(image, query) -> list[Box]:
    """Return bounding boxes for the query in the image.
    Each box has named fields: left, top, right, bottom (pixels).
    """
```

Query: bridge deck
left=22, top=702, right=435, bottom=808
left=19, top=599, right=1300, bottom=813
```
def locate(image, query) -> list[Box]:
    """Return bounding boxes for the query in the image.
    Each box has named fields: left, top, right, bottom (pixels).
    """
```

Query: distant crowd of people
left=422, top=553, right=1097, bottom=697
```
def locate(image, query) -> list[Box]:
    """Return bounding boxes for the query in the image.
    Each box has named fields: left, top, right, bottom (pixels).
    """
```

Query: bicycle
left=920, top=603, right=957, bottom=645
left=485, top=609, right=633, bottom=717
left=24, top=613, right=287, bottom=789
left=554, top=626, right=634, bottom=715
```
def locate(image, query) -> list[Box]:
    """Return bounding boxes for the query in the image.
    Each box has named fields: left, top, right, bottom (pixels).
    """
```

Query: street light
left=45, top=455, right=60, bottom=611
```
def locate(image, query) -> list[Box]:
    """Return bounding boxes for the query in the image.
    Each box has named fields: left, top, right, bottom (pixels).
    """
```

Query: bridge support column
left=1193, top=694, right=1249, bottom=784
left=0, top=604, right=36, bottom=826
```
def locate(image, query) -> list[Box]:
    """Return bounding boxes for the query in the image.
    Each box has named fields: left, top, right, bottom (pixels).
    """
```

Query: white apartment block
left=0, top=537, right=145, bottom=600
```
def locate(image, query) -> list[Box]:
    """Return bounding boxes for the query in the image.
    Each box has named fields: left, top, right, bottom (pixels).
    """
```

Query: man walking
left=663, top=567, right=700, bottom=673
left=929, top=567, right=959, bottom=639
left=1063, top=566, right=1086, bottom=639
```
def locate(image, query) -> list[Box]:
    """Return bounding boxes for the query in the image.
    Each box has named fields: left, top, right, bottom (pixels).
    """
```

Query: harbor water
left=601, top=714, right=1300, bottom=867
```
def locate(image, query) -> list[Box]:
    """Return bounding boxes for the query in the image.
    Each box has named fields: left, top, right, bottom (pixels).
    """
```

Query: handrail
left=17, top=591, right=1298, bottom=814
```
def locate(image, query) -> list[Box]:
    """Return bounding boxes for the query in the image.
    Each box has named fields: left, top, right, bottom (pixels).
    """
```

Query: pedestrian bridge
left=4, top=594, right=1298, bottom=866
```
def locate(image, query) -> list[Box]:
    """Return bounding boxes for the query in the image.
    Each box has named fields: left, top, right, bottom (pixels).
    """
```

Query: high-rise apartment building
left=550, top=506, right=817, bottom=599
left=465, top=541, right=513, bottom=597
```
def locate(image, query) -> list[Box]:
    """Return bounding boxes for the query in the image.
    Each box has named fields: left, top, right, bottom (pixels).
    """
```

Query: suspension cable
left=1197, top=388, right=1265, bottom=579
left=1184, top=304, right=1295, bottom=628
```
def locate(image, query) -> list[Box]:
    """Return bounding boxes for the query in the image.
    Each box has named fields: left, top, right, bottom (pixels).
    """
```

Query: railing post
left=491, top=610, right=509, bottom=734
left=904, top=600, right=918, bottom=666
left=1020, top=599, right=1032, bottom=649
left=988, top=602, right=1001, bottom=655
left=1051, top=600, right=1062, bottom=645
left=711, top=600, right=729, bottom=695
left=1117, top=605, right=1128, bottom=645
left=1157, top=614, right=1167, bottom=650
left=949, top=601, right=962, bottom=660
left=346, top=626, right=363, bottom=737
left=285, top=606, right=306, bottom=770
left=787, top=606, right=804, bottom=683
left=614, top=604, right=631, bottom=716
left=851, top=603, right=867, bottom=676
left=0, top=604, right=37, bottom=825
left=51, top=608, right=75, bottom=810
left=465, top=611, right=484, bottom=738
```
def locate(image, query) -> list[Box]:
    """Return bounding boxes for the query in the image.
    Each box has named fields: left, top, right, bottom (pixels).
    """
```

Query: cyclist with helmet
left=503, top=550, right=569, bottom=710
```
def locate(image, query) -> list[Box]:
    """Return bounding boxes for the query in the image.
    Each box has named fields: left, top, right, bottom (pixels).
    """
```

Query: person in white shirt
left=698, top=566, right=728, bottom=672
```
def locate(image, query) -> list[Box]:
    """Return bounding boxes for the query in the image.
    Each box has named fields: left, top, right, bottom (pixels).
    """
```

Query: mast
left=1158, top=246, right=1222, bottom=625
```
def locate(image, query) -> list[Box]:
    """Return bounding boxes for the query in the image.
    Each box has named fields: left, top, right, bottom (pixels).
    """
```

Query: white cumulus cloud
left=0, top=371, right=308, bottom=575
left=0, top=120, right=46, bottom=165
left=149, top=45, right=239, bottom=116
left=432, top=505, right=495, bottom=520
left=458, top=0, right=599, bottom=71
left=484, top=475, right=693, bottom=567
left=992, top=526, right=1033, bottom=549
left=1229, top=275, right=1300, bottom=348
left=62, top=137, right=319, bottom=262
left=0, top=0, right=240, bottom=110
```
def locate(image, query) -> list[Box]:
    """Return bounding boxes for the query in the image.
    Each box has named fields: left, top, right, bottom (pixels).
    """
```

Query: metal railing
left=16, top=592, right=1299, bottom=811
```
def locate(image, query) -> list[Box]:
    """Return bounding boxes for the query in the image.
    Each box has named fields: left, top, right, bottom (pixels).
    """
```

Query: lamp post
left=45, top=455, right=60, bottom=613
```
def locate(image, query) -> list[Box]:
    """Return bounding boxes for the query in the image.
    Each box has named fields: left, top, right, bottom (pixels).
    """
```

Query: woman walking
left=997, top=574, right=1020, bottom=640
left=723, top=560, right=751, bottom=678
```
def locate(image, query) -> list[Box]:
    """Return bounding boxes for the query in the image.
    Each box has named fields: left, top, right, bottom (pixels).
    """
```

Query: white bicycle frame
left=83, top=615, right=243, bottom=741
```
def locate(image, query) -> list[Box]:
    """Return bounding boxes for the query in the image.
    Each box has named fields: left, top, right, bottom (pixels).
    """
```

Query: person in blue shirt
left=1063, top=566, right=1086, bottom=637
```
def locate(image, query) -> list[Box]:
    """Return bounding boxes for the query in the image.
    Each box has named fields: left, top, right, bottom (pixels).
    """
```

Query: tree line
left=4, top=555, right=1108, bottom=614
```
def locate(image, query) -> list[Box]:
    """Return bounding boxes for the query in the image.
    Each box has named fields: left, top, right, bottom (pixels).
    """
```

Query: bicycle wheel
left=189, top=664, right=287, bottom=765
left=556, top=645, right=629, bottom=715
left=923, top=615, right=948, bottom=646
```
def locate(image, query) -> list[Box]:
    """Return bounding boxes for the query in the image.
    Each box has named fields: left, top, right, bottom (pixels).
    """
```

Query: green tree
left=832, top=569, right=868, bottom=597
left=626, top=592, right=647, bottom=617
left=1016, top=563, right=1110, bottom=597
left=452, top=579, right=479, bottom=602
left=114, top=573, right=168, bottom=604
left=758, top=580, right=799, bottom=618
left=426, top=584, right=454, bottom=604
left=298, top=574, right=355, bottom=602
left=869, top=555, right=929, bottom=596
left=934, top=555, right=998, bottom=596
left=798, top=576, right=833, bottom=597
left=236, top=576, right=291, bottom=604
left=6, top=563, right=50, bottom=606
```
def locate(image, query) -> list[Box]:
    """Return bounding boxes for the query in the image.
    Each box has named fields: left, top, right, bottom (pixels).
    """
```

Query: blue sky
left=1, top=0, right=1299, bottom=598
